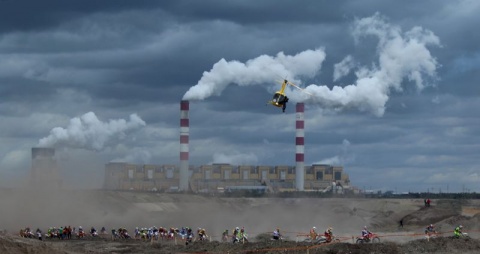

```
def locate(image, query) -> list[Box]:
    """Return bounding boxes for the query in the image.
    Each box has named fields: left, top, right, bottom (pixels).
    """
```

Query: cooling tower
left=179, top=100, right=190, bottom=191
left=31, top=147, right=61, bottom=188
left=295, top=103, right=305, bottom=191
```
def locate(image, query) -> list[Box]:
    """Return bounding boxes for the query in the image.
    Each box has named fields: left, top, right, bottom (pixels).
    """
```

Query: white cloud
left=38, top=112, right=146, bottom=151
left=111, top=147, right=152, bottom=164
left=296, top=13, right=440, bottom=116
left=312, top=139, right=354, bottom=166
left=445, top=126, right=468, bottom=138
left=333, top=55, right=355, bottom=81
left=425, top=169, right=480, bottom=185
left=315, top=155, right=342, bottom=165
left=183, top=49, right=326, bottom=100
left=211, top=152, right=259, bottom=165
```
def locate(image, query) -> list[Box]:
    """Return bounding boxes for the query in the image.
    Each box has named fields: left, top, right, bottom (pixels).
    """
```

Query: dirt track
left=2, top=191, right=480, bottom=253
left=2, top=234, right=480, bottom=254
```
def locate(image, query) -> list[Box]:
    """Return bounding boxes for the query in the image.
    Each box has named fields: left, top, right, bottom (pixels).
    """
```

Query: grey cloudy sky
left=0, top=0, right=478, bottom=192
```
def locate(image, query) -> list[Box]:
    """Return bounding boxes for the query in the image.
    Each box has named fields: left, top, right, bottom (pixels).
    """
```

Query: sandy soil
left=1, top=190, right=480, bottom=253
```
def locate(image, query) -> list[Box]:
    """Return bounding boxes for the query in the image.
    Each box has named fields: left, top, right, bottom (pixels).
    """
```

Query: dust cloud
left=2, top=192, right=480, bottom=253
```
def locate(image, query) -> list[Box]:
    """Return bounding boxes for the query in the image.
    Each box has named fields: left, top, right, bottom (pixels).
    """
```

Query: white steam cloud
left=333, top=55, right=355, bottom=82
left=298, top=13, right=440, bottom=116
left=38, top=112, right=146, bottom=151
left=111, top=148, right=152, bottom=164
left=211, top=152, right=259, bottom=165
left=314, top=139, right=354, bottom=166
left=183, top=49, right=326, bottom=100
left=184, top=13, right=440, bottom=117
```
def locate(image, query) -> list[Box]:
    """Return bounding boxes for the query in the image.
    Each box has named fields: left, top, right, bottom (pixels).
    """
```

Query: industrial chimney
left=295, top=103, right=305, bottom=191
left=179, top=100, right=190, bottom=191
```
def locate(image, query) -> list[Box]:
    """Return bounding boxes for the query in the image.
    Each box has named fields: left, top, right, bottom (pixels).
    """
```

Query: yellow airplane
left=267, top=79, right=311, bottom=113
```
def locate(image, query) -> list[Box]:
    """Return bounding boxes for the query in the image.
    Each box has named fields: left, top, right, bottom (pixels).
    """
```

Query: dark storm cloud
left=0, top=0, right=160, bottom=33
left=0, top=77, right=55, bottom=104
left=0, top=1, right=354, bottom=107
left=159, top=0, right=344, bottom=24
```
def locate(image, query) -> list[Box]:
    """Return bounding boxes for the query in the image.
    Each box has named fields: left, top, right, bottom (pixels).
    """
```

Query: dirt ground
left=3, top=235, right=480, bottom=254
left=2, top=190, right=480, bottom=253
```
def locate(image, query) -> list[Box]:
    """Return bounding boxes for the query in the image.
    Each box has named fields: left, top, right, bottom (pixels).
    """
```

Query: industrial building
left=104, top=100, right=352, bottom=193
left=32, top=99, right=353, bottom=193
left=103, top=162, right=350, bottom=193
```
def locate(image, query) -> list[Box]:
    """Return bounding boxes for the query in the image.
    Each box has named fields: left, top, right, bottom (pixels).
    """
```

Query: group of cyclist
left=18, top=223, right=470, bottom=243
left=424, top=224, right=467, bottom=238
left=19, top=226, right=98, bottom=240
left=308, top=226, right=334, bottom=243
left=304, top=223, right=468, bottom=244
left=223, top=227, right=248, bottom=243
left=130, top=226, right=209, bottom=243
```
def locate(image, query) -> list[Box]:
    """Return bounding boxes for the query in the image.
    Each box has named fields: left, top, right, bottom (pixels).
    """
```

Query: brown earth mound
left=401, top=200, right=462, bottom=228
left=0, top=235, right=67, bottom=254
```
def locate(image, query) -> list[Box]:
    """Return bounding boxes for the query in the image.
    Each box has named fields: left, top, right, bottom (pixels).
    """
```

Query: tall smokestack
left=179, top=100, right=190, bottom=191
left=295, top=103, right=305, bottom=191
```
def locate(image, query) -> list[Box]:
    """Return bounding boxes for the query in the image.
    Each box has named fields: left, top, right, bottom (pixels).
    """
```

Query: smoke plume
left=183, top=49, right=326, bottom=100
left=184, top=13, right=440, bottom=117
left=298, top=13, right=440, bottom=116
left=38, top=112, right=146, bottom=150
left=333, top=55, right=355, bottom=82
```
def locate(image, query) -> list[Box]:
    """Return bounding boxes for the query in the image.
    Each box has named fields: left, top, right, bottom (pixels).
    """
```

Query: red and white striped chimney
left=295, top=103, right=305, bottom=191
left=179, top=100, right=190, bottom=191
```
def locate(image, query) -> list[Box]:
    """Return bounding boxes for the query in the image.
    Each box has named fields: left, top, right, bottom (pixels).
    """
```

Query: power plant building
left=103, top=162, right=350, bottom=193
left=104, top=100, right=351, bottom=193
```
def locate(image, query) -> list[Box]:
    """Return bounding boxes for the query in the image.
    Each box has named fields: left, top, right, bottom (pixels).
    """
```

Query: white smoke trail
left=38, top=112, right=146, bottom=151
left=183, top=49, right=326, bottom=100
left=184, top=13, right=440, bottom=117
left=333, top=55, right=355, bottom=82
left=297, top=13, right=440, bottom=116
